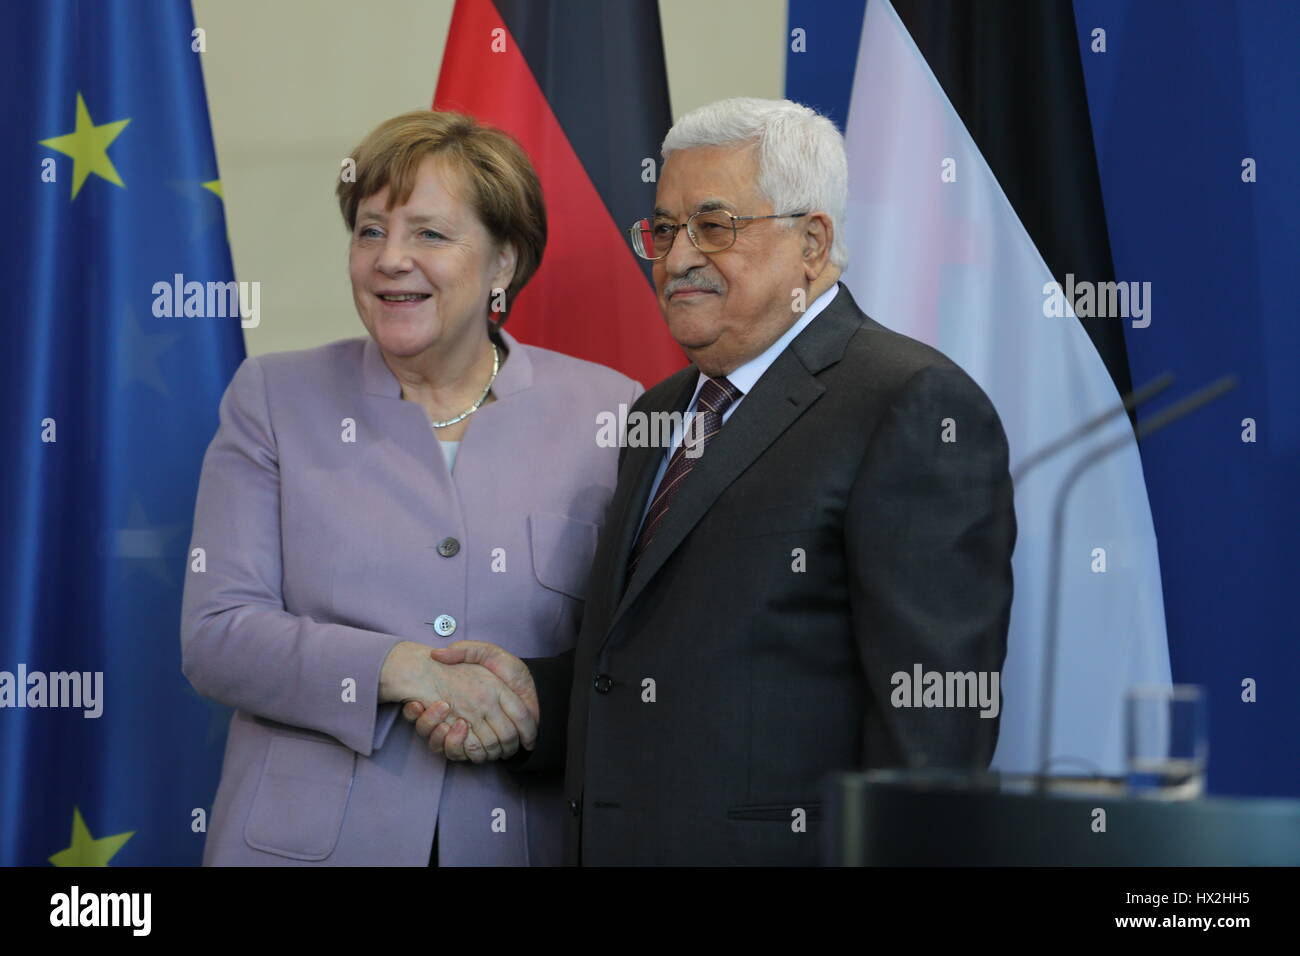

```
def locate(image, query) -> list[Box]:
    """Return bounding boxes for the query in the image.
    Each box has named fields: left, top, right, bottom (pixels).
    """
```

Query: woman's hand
left=409, top=641, right=540, bottom=762
left=382, top=641, right=536, bottom=762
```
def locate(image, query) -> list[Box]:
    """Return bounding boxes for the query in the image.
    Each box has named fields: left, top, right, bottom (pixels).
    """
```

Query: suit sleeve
left=180, top=356, right=405, bottom=757
left=502, top=649, right=575, bottom=773
left=845, top=363, right=1016, bottom=772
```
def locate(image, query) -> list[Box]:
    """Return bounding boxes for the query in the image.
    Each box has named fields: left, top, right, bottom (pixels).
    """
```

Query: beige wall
left=194, top=0, right=786, bottom=357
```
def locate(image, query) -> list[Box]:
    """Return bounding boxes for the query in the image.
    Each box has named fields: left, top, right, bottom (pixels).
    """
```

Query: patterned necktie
left=628, top=376, right=742, bottom=578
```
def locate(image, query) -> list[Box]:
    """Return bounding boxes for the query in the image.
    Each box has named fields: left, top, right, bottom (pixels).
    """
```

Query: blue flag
left=0, top=1, right=245, bottom=865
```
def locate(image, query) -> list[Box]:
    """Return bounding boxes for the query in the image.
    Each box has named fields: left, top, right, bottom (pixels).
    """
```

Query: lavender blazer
left=181, top=327, right=641, bottom=866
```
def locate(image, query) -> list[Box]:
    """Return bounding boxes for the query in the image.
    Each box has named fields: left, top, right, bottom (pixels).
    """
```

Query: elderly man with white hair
left=404, top=97, right=1017, bottom=866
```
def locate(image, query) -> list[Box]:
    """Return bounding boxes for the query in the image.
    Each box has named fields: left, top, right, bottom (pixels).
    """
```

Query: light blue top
left=438, top=439, right=460, bottom=472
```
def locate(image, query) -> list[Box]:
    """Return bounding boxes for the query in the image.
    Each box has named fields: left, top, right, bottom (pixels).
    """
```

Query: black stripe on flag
left=495, top=0, right=672, bottom=289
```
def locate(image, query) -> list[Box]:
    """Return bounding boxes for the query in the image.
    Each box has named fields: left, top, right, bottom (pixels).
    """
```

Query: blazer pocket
left=726, top=802, right=824, bottom=822
left=529, top=511, right=599, bottom=599
left=243, top=734, right=357, bottom=861
left=707, top=504, right=819, bottom=541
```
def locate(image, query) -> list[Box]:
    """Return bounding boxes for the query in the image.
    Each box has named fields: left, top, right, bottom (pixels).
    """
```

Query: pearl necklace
left=430, top=344, right=501, bottom=428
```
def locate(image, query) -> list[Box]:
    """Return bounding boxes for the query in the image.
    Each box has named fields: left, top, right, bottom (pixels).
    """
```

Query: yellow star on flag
left=39, top=92, right=131, bottom=200
left=48, top=807, right=134, bottom=866
left=201, top=179, right=232, bottom=247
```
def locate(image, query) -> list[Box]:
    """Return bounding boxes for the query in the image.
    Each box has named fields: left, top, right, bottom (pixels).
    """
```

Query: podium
left=823, top=770, right=1300, bottom=865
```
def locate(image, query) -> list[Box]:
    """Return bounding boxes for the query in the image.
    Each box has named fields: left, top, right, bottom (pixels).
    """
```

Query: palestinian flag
left=788, top=0, right=1172, bottom=777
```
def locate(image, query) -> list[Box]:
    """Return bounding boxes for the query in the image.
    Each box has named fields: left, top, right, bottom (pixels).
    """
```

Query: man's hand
left=403, top=641, right=539, bottom=762
left=381, top=640, right=535, bottom=762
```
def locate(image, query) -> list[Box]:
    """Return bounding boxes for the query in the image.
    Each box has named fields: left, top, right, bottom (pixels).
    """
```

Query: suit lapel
left=604, top=285, right=866, bottom=638
left=598, top=370, right=698, bottom=614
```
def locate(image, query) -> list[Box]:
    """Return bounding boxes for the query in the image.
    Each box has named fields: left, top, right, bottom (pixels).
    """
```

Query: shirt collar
left=688, top=283, right=840, bottom=405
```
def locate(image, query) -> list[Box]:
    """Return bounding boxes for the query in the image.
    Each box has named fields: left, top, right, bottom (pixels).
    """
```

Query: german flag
left=435, top=0, right=685, bottom=387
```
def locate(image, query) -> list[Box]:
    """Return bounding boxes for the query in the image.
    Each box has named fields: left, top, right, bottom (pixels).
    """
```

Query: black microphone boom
left=1011, top=371, right=1174, bottom=483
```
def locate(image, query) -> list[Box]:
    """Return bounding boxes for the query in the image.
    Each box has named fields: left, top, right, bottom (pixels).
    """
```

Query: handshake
left=379, top=640, right=539, bottom=763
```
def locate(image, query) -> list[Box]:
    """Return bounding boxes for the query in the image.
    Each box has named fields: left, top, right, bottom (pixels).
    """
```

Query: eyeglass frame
left=627, top=209, right=810, bottom=260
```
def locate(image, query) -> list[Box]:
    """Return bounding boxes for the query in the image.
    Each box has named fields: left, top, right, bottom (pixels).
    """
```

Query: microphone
left=1011, top=371, right=1174, bottom=484
left=1035, top=374, right=1239, bottom=790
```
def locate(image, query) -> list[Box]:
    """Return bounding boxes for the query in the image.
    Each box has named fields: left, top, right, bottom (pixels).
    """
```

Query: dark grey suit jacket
left=511, top=283, right=1015, bottom=865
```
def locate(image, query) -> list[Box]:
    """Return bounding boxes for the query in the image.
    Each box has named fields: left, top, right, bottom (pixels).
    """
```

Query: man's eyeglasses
left=627, top=210, right=808, bottom=260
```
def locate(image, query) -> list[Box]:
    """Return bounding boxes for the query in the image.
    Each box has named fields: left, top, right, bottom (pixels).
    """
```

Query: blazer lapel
left=605, top=285, right=865, bottom=637
left=598, top=369, right=698, bottom=614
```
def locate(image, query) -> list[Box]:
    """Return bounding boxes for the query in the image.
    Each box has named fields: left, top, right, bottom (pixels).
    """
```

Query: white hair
left=661, top=97, right=848, bottom=268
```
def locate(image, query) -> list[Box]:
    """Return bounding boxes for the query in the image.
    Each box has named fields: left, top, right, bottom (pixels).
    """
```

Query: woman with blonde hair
left=181, top=110, right=640, bottom=866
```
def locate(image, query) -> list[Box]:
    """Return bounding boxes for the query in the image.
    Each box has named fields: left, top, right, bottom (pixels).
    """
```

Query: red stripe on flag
left=434, top=0, right=684, bottom=388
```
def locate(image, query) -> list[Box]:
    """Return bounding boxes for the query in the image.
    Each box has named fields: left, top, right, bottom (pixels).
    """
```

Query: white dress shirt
left=636, top=283, right=840, bottom=533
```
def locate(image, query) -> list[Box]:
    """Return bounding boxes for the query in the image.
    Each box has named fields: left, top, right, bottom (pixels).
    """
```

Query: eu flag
left=0, top=1, right=245, bottom=864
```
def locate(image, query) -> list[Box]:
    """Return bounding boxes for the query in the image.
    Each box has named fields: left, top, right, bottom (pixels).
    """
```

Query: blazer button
left=593, top=674, right=613, bottom=694
left=432, top=614, right=457, bottom=637
left=436, top=537, right=460, bottom=557
left=568, top=799, right=580, bottom=817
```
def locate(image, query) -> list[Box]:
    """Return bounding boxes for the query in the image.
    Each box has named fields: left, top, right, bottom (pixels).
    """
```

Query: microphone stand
left=1035, top=375, right=1238, bottom=792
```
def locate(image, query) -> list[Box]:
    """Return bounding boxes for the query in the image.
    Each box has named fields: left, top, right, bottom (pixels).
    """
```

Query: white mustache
left=664, top=274, right=723, bottom=296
